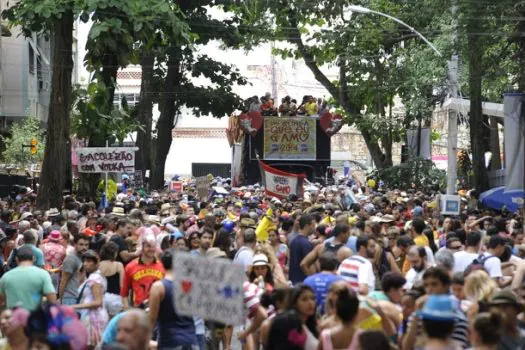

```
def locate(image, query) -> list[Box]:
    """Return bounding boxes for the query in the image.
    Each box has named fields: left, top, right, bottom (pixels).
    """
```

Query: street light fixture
left=347, top=5, right=442, bottom=57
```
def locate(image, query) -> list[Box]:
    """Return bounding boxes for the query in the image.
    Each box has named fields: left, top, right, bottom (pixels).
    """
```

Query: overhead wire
left=0, top=0, right=521, bottom=106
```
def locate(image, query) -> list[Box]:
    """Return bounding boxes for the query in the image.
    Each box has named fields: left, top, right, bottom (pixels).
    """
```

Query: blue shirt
left=289, top=235, right=313, bottom=284
left=304, top=272, right=343, bottom=315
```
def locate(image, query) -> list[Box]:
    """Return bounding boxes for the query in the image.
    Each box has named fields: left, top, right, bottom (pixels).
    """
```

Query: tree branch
left=287, top=11, right=358, bottom=115
left=285, top=12, right=334, bottom=92
left=384, top=33, right=419, bottom=47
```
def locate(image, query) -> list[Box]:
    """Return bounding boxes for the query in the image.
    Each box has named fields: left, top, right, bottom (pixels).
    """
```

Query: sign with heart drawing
left=239, top=111, right=263, bottom=136
left=173, top=252, right=246, bottom=325
left=319, top=112, right=344, bottom=136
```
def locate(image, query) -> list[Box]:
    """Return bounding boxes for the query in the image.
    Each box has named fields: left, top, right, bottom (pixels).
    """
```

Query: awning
left=441, top=97, right=504, bottom=118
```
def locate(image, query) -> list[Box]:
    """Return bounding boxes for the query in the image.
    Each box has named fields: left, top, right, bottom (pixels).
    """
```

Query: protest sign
left=134, top=170, right=143, bottom=188
left=171, top=181, right=183, bottom=192
left=173, top=253, right=246, bottom=326
left=259, top=161, right=305, bottom=199
left=196, top=176, right=210, bottom=200
left=76, top=147, right=136, bottom=173
left=263, top=117, right=316, bottom=160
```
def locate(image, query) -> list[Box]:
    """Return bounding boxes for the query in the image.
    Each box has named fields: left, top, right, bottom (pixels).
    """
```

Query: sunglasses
left=450, top=245, right=462, bottom=250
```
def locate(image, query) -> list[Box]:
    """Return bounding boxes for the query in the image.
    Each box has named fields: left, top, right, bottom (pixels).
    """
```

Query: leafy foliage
left=233, top=0, right=451, bottom=168
left=368, top=158, right=446, bottom=191
left=71, top=82, right=144, bottom=145
left=2, top=0, right=80, bottom=36
left=1, top=117, right=46, bottom=165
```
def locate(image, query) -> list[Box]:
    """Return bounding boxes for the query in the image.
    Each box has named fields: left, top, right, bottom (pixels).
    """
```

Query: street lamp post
left=347, top=5, right=442, bottom=57
left=348, top=4, right=459, bottom=194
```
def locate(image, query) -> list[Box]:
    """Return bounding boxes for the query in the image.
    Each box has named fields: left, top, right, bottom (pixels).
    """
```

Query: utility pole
left=270, top=42, right=278, bottom=102
left=447, top=2, right=459, bottom=195
left=0, top=0, right=3, bottom=126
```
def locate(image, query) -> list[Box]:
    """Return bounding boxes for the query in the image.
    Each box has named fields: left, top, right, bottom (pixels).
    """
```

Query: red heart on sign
left=239, top=111, right=263, bottom=136
left=319, top=112, right=344, bottom=136
left=181, top=280, right=192, bottom=294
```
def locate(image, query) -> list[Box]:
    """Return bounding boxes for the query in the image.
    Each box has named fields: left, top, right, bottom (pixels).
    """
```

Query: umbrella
left=480, top=187, right=525, bottom=212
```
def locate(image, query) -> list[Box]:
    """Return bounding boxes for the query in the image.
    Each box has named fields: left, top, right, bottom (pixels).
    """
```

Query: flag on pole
left=258, top=161, right=305, bottom=199
left=99, top=193, right=108, bottom=211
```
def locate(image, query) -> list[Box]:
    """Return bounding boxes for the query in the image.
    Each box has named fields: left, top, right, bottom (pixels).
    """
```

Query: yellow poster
left=263, top=117, right=317, bottom=160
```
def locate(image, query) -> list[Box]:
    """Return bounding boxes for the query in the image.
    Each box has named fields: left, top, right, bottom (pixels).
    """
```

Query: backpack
left=324, top=241, right=345, bottom=254
left=465, top=253, right=497, bottom=276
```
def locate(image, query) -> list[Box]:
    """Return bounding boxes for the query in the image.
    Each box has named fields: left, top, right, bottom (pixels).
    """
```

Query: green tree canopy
left=1, top=117, right=46, bottom=165
left=233, top=0, right=451, bottom=168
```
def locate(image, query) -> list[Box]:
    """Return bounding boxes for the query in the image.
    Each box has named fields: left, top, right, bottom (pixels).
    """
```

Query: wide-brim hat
left=380, top=214, right=396, bottom=223
left=20, top=212, right=33, bottom=220
left=251, top=253, right=270, bottom=267
left=46, top=208, right=60, bottom=217
left=147, top=215, right=161, bottom=225
left=111, top=207, right=126, bottom=216
left=160, top=203, right=172, bottom=216
left=490, top=290, right=523, bottom=310
left=48, top=230, right=62, bottom=242
left=240, top=218, right=256, bottom=229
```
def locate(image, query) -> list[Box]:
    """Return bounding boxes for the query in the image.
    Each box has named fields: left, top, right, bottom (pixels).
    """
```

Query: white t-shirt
left=233, top=246, right=254, bottom=272
left=424, top=246, right=436, bottom=266
left=404, top=268, right=426, bottom=290
left=338, top=255, right=375, bottom=293
left=482, top=252, right=502, bottom=279
left=453, top=251, right=479, bottom=274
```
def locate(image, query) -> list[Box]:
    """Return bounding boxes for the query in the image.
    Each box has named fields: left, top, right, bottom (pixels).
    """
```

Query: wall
left=166, top=116, right=231, bottom=177
left=0, top=0, right=53, bottom=124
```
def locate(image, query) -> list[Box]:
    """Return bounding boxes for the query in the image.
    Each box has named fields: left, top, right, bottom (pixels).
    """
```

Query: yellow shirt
left=304, top=102, right=318, bottom=115
left=414, top=235, right=429, bottom=247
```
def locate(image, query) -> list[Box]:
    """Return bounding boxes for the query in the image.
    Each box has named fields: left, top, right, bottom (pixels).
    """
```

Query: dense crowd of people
left=0, top=179, right=523, bottom=350
left=242, top=93, right=328, bottom=116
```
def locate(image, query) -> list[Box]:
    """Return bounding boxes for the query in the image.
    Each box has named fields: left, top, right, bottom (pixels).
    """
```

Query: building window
left=113, top=93, right=140, bottom=108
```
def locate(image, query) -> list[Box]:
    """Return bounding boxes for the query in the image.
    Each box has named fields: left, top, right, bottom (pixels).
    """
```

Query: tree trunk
left=151, top=48, right=181, bottom=189
left=517, top=4, right=525, bottom=92
left=489, top=116, right=501, bottom=171
left=361, top=129, right=389, bottom=168
left=36, top=12, right=74, bottom=210
left=135, top=54, right=155, bottom=175
left=102, top=55, right=119, bottom=106
left=77, top=60, right=119, bottom=201
left=467, top=11, right=489, bottom=192
left=288, top=18, right=390, bottom=169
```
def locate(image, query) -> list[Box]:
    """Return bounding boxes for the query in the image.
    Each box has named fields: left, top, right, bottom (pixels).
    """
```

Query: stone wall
left=331, top=109, right=475, bottom=167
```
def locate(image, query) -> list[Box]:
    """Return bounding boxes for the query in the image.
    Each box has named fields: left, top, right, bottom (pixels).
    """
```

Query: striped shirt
left=337, top=255, right=375, bottom=293
left=243, top=281, right=261, bottom=319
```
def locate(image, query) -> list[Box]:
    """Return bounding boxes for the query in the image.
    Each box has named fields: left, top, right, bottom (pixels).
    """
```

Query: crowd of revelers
left=0, top=177, right=524, bottom=350
left=242, top=93, right=328, bottom=117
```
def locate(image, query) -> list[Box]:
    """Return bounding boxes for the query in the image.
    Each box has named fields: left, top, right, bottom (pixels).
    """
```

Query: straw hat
left=46, top=208, right=60, bottom=217
left=111, top=207, right=126, bottom=217
left=160, top=203, right=172, bottom=216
